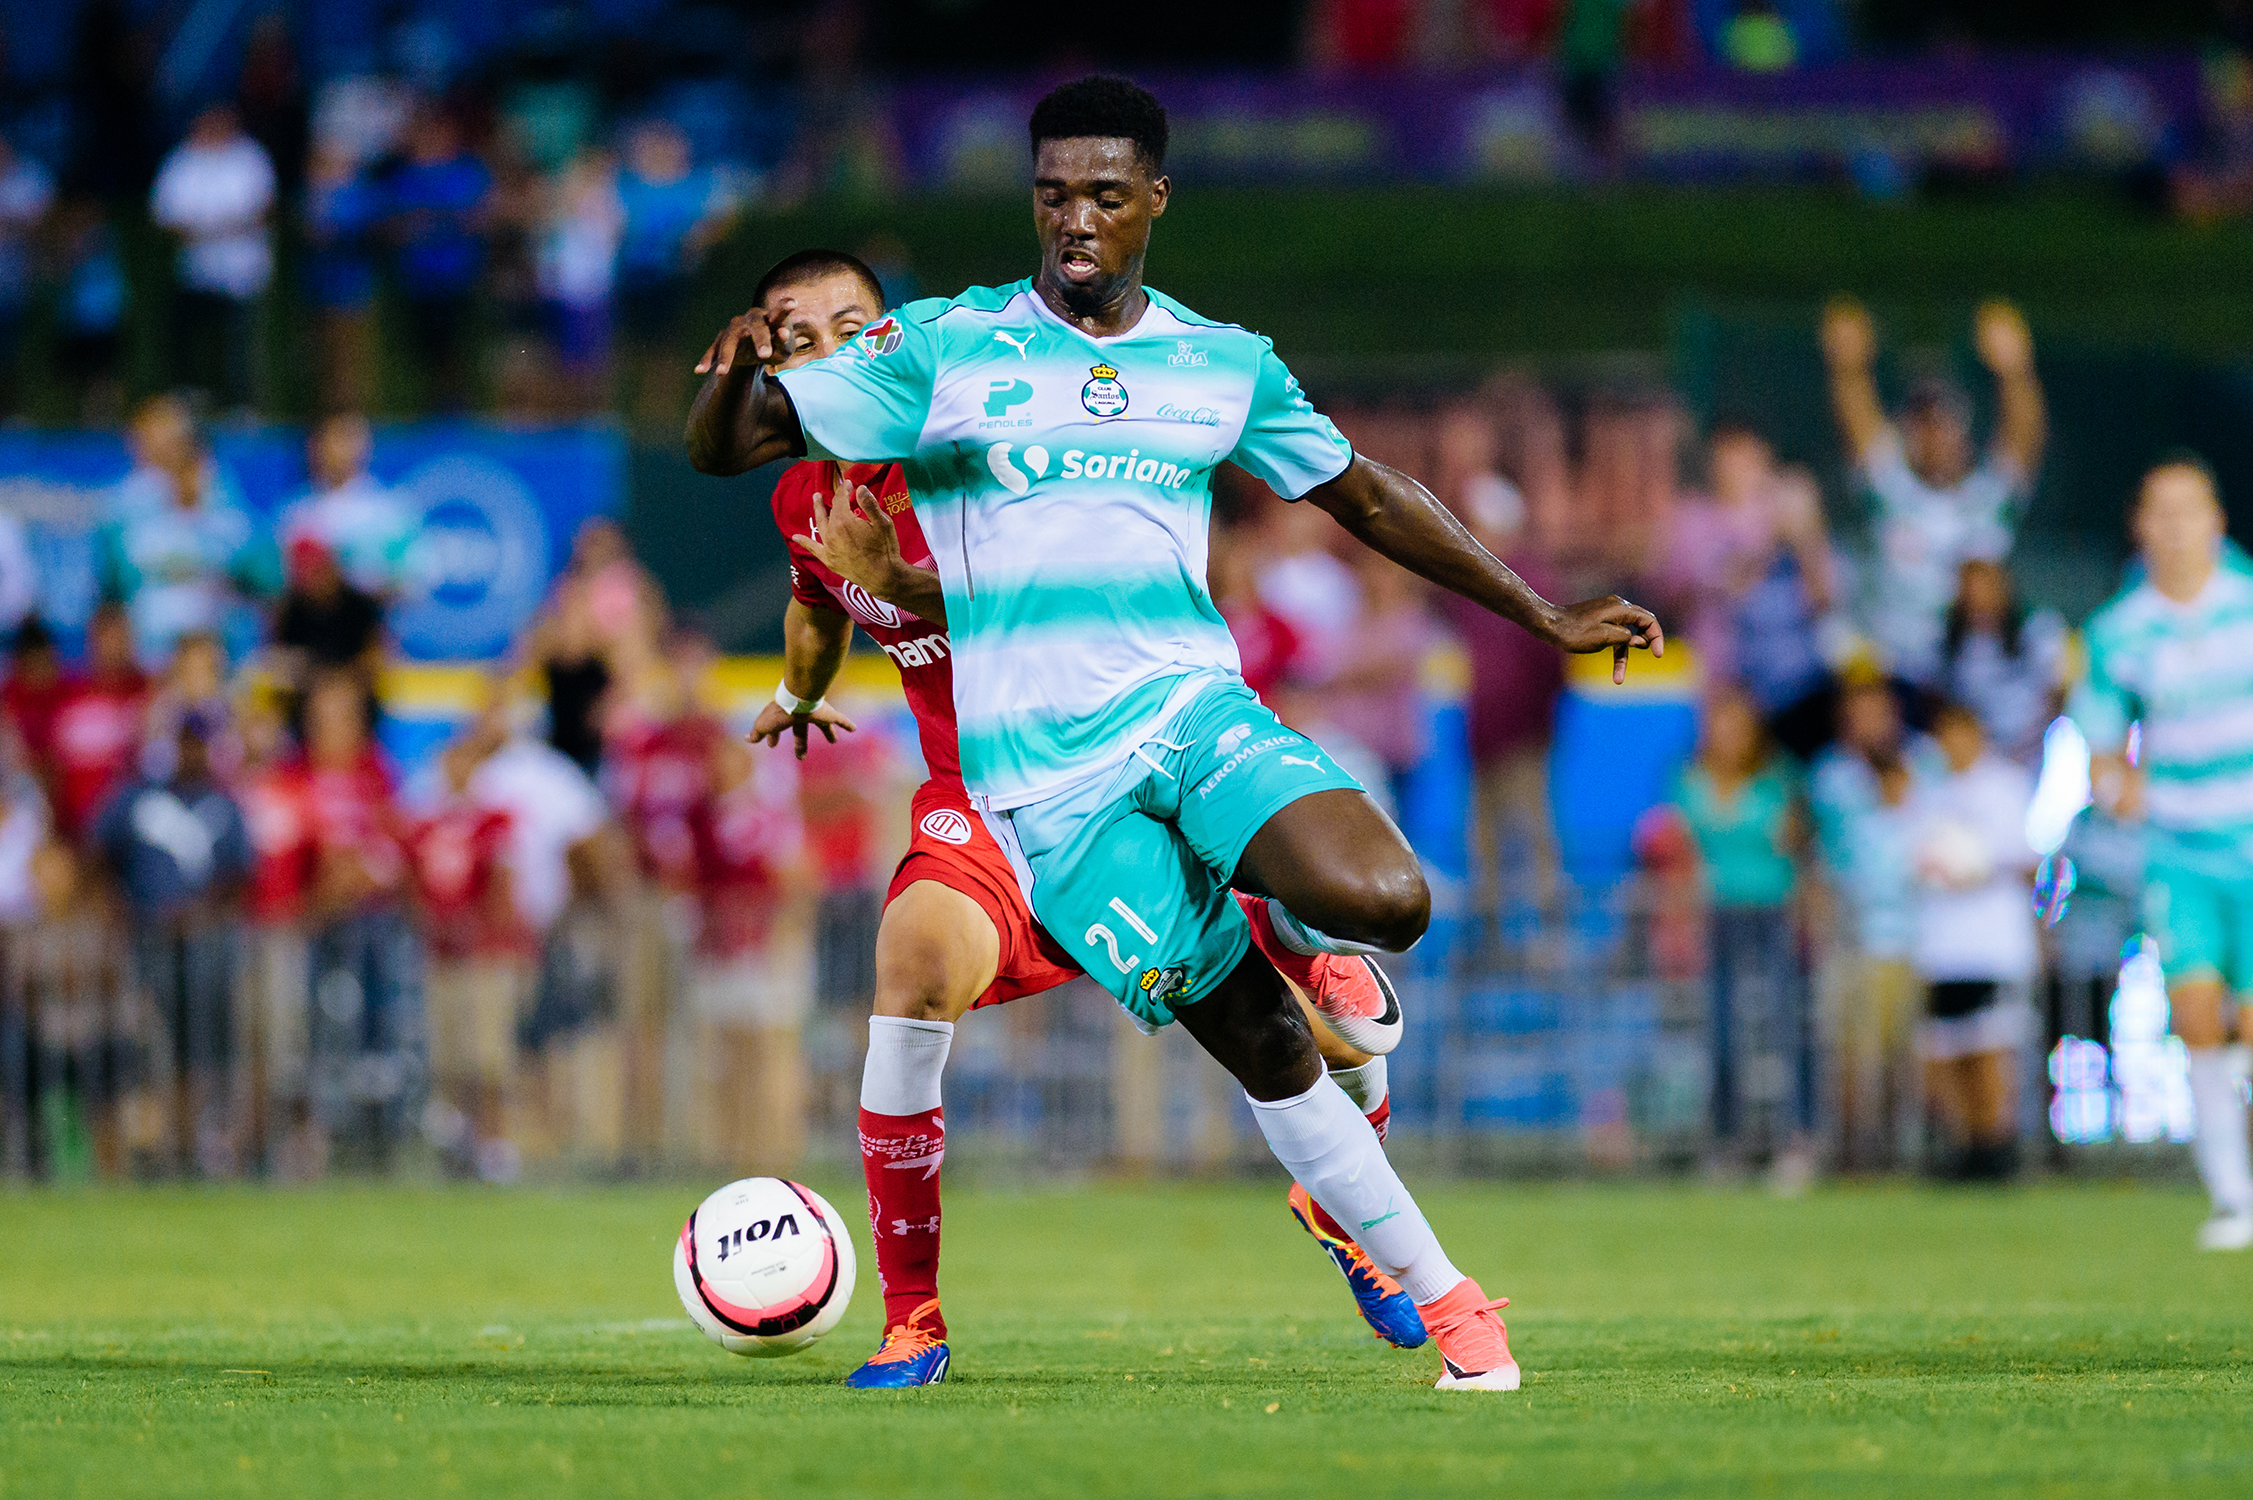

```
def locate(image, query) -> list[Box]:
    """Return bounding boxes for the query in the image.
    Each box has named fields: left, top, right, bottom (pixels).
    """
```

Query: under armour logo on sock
left=889, top=1215, right=942, bottom=1237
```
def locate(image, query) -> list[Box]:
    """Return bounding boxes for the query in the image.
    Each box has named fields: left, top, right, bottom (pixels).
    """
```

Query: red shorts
left=884, top=780, right=1081, bottom=1008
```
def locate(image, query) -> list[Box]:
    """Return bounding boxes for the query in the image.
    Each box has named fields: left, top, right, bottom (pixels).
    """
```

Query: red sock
left=857, top=1107, right=948, bottom=1339
left=1309, top=1096, right=1391, bottom=1242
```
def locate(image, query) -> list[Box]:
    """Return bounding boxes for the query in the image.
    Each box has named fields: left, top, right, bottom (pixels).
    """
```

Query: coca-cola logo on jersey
left=836, top=579, right=902, bottom=629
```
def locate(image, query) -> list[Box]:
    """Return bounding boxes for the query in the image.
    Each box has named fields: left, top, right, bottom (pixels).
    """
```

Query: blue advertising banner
left=0, top=423, right=624, bottom=661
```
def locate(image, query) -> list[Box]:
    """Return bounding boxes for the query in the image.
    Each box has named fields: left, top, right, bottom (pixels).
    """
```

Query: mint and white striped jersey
left=2070, top=563, right=2253, bottom=836
left=775, top=280, right=1354, bottom=809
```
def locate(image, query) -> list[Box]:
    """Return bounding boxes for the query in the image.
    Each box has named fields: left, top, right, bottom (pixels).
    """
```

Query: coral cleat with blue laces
left=843, top=1298, right=951, bottom=1388
left=1288, top=1183, right=1427, bottom=1349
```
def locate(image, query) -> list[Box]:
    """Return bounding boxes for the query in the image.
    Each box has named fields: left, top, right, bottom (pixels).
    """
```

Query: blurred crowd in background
left=1, top=1, right=2253, bottom=425
left=0, top=2, right=2239, bottom=1187
left=0, top=283, right=2165, bottom=1195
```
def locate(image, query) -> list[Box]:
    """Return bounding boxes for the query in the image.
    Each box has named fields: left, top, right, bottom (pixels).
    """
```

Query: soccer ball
left=674, top=1177, right=856, bottom=1357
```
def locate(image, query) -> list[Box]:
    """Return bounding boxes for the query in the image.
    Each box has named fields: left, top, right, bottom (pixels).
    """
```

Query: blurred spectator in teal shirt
left=100, top=396, right=280, bottom=670
left=1672, top=687, right=1814, bottom=1179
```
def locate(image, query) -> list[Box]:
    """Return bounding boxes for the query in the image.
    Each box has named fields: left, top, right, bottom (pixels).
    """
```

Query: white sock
left=860, top=1016, right=954, bottom=1115
left=1263, top=898, right=1390, bottom=958
left=1246, top=1074, right=1464, bottom=1304
left=2186, top=1046, right=2253, bottom=1218
left=1328, top=1056, right=1387, bottom=1114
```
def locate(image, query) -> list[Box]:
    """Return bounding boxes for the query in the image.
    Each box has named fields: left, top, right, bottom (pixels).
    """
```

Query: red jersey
left=405, top=799, right=525, bottom=958
left=771, top=461, right=960, bottom=787
left=607, top=710, right=725, bottom=887
left=50, top=671, right=149, bottom=839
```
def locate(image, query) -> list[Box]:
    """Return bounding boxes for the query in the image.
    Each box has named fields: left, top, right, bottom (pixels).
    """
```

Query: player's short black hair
left=1029, top=76, right=1168, bottom=173
left=753, top=249, right=884, bottom=312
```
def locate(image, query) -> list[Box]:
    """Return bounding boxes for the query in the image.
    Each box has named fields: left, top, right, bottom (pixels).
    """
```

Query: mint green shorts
left=992, top=677, right=1365, bottom=1027
left=2145, top=831, right=2253, bottom=994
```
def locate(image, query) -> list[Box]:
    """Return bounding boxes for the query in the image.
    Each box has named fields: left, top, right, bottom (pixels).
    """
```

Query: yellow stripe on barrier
left=1562, top=637, right=1700, bottom=701
left=379, top=655, right=912, bottom=716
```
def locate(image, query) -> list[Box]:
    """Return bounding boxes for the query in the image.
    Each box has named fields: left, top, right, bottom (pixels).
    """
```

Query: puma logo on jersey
left=993, top=329, right=1033, bottom=359
left=1280, top=754, right=1324, bottom=771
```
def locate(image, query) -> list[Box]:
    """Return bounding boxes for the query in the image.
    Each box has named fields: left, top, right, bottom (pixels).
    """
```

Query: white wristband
left=775, top=681, right=826, bottom=717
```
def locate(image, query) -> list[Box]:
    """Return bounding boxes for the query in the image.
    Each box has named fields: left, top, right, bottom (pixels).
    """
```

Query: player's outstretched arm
left=686, top=307, right=808, bottom=476
left=1305, top=455, right=1663, bottom=684
left=792, top=476, right=948, bottom=628
left=749, top=599, right=859, bottom=759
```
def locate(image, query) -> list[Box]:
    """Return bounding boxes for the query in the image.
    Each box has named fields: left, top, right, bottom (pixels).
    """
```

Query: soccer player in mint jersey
left=736, top=249, right=1423, bottom=1387
left=690, top=78, right=1662, bottom=1391
left=2071, top=458, right=2253, bottom=1252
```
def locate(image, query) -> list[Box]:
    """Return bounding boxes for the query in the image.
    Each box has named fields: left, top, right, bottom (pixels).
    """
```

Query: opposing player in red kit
left=738, top=250, right=1414, bottom=1388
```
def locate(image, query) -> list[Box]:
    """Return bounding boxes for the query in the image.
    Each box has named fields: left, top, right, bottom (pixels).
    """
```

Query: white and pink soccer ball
left=674, top=1177, right=856, bottom=1356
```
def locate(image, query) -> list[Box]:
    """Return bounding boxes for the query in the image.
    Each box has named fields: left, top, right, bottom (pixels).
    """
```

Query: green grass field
left=2, top=1178, right=2247, bottom=1498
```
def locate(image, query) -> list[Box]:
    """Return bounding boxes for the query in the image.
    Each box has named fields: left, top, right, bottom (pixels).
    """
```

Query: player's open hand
left=794, top=474, right=908, bottom=598
left=694, top=303, right=789, bottom=378
left=750, top=698, right=859, bottom=760
left=1546, top=596, right=1664, bottom=685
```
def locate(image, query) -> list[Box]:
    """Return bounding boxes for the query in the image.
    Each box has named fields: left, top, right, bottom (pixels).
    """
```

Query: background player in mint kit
left=2071, top=456, right=2253, bottom=1253
left=689, top=76, right=1663, bottom=1391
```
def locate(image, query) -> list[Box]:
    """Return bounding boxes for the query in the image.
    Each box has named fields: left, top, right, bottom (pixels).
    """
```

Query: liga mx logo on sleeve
left=858, top=317, right=903, bottom=357
left=389, top=455, right=550, bottom=660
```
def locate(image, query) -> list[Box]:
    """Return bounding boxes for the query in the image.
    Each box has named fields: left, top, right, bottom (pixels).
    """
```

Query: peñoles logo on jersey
left=857, top=317, right=902, bottom=357
left=1082, top=362, right=1128, bottom=417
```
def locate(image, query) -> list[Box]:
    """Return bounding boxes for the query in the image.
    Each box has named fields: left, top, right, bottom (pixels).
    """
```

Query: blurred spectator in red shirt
left=798, top=718, right=898, bottom=1011
left=3, top=618, right=74, bottom=792
left=1322, top=553, right=1444, bottom=804
left=236, top=686, right=318, bottom=1177
left=1256, top=498, right=1360, bottom=685
left=294, top=668, right=416, bottom=1168
left=692, top=734, right=815, bottom=1168
left=1431, top=404, right=1566, bottom=927
left=406, top=720, right=532, bottom=1182
left=1211, top=528, right=1302, bottom=699
left=605, top=635, right=727, bottom=1158
left=49, top=603, right=150, bottom=842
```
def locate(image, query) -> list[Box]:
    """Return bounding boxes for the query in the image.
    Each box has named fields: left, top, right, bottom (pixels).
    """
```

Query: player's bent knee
left=1318, top=860, right=1430, bottom=951
left=872, top=881, right=1001, bottom=1024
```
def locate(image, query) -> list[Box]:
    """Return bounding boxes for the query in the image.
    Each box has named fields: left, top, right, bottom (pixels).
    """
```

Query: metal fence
left=0, top=867, right=2200, bottom=1186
